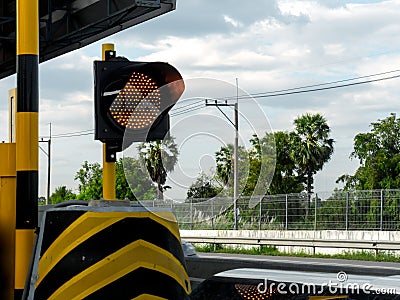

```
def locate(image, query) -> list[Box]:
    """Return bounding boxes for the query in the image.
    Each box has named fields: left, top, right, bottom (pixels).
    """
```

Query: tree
left=49, top=186, right=76, bottom=204
left=187, top=173, right=221, bottom=200
left=268, top=131, right=305, bottom=194
left=213, top=131, right=304, bottom=197
left=215, top=145, right=234, bottom=187
left=38, top=196, right=46, bottom=205
left=120, top=157, right=156, bottom=200
left=75, top=161, right=102, bottom=200
left=191, top=121, right=330, bottom=200
left=242, top=136, right=264, bottom=196
left=337, top=113, right=400, bottom=190
left=215, top=144, right=250, bottom=196
left=290, top=113, right=334, bottom=217
left=244, top=133, right=275, bottom=196
left=74, top=158, right=156, bottom=201
left=290, top=113, right=334, bottom=194
left=138, top=136, right=179, bottom=200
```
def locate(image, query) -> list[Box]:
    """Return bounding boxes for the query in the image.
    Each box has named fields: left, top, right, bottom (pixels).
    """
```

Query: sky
left=1, top=0, right=400, bottom=200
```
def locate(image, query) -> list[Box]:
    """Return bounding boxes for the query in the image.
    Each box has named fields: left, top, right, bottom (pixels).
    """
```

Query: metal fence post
left=190, top=198, right=193, bottom=230
left=285, top=194, right=288, bottom=230
left=345, top=192, right=349, bottom=231
left=380, top=189, right=384, bottom=231
left=211, top=197, right=214, bottom=230
left=259, top=196, right=262, bottom=230
left=314, top=193, right=318, bottom=231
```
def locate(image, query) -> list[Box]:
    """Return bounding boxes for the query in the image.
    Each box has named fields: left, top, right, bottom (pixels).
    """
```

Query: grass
left=194, top=244, right=400, bottom=262
left=196, top=244, right=280, bottom=255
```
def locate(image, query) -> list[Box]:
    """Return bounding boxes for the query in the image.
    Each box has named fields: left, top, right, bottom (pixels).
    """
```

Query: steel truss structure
left=0, top=0, right=175, bottom=79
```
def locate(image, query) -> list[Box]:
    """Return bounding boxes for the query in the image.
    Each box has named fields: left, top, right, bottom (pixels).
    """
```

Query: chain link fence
left=140, top=189, right=400, bottom=230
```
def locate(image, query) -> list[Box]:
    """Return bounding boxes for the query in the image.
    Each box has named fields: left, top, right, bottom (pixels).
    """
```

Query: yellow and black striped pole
left=102, top=43, right=116, bottom=200
left=15, top=0, right=39, bottom=296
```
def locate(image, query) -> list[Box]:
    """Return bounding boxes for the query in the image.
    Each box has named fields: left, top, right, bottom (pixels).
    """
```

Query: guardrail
left=180, top=231, right=400, bottom=254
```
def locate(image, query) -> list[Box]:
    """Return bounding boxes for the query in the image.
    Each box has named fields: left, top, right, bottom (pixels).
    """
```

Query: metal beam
left=0, top=0, right=177, bottom=80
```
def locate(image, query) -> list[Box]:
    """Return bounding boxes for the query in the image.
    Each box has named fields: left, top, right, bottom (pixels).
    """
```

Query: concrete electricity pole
left=206, top=79, right=240, bottom=229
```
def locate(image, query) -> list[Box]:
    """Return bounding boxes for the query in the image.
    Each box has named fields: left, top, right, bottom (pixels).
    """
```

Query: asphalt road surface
left=186, top=252, right=400, bottom=280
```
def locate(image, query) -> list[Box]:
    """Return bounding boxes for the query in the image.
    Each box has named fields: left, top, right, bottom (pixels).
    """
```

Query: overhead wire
left=40, top=129, right=94, bottom=140
left=239, top=73, right=400, bottom=100
left=39, top=68, right=400, bottom=131
left=51, top=129, right=94, bottom=137
left=52, top=132, right=94, bottom=139
left=171, top=69, right=400, bottom=116
left=216, top=69, right=400, bottom=101
left=170, top=103, right=205, bottom=117
left=172, top=99, right=204, bottom=111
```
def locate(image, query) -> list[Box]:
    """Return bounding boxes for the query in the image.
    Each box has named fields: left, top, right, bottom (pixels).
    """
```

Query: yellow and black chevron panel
left=28, top=206, right=191, bottom=299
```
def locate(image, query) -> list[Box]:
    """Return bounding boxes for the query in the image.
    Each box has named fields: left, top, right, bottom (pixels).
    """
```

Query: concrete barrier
left=180, top=230, right=400, bottom=255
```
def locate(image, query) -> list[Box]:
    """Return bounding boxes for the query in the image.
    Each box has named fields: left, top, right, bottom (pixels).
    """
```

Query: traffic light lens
left=109, top=72, right=161, bottom=129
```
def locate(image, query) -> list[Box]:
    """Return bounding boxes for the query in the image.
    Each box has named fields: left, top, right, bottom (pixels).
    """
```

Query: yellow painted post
left=15, top=230, right=35, bottom=291
left=0, top=143, right=16, bottom=300
left=101, top=43, right=116, bottom=200
left=8, top=88, right=17, bottom=143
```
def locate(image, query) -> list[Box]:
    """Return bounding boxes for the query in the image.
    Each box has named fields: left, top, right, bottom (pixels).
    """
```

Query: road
left=186, top=252, right=400, bottom=282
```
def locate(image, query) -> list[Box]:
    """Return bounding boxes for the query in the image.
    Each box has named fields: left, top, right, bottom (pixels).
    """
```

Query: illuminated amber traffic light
left=94, top=58, right=184, bottom=157
left=110, top=71, right=161, bottom=129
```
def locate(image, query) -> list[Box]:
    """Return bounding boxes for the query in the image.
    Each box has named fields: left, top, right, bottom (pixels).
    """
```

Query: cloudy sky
left=1, top=0, right=400, bottom=200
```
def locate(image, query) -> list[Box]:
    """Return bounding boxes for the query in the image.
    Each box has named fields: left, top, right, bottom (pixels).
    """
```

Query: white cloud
left=324, top=44, right=346, bottom=56
left=223, top=15, right=244, bottom=28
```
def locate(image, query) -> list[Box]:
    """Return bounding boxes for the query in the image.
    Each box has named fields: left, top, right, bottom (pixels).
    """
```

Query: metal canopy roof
left=0, top=0, right=176, bottom=80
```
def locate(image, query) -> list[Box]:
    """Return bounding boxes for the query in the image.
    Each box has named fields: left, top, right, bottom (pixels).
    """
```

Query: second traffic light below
left=94, top=58, right=184, bottom=147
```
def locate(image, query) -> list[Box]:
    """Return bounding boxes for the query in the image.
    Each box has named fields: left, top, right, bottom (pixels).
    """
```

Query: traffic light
left=94, top=57, right=184, bottom=159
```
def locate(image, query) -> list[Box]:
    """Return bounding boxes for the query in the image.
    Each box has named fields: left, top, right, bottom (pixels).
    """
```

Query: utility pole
left=39, top=123, right=52, bottom=204
left=206, top=82, right=240, bottom=229
left=234, top=79, right=239, bottom=230
left=47, top=123, right=51, bottom=204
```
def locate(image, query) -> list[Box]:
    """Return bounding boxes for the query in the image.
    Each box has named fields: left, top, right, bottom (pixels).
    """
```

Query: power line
left=170, top=103, right=205, bottom=117
left=171, top=71, right=400, bottom=117
left=170, top=69, right=400, bottom=118
left=247, top=73, right=400, bottom=100
left=52, top=132, right=94, bottom=139
left=51, top=129, right=94, bottom=137
left=172, top=99, right=204, bottom=111
left=40, top=130, right=94, bottom=139
left=38, top=68, right=400, bottom=131
left=216, top=69, right=400, bottom=101
left=259, top=68, right=400, bottom=95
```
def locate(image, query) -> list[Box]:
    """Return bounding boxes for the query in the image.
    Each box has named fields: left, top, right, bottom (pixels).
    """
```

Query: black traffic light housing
left=94, top=57, right=184, bottom=161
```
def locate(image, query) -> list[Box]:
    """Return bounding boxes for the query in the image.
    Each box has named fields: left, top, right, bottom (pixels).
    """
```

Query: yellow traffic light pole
left=102, top=43, right=116, bottom=200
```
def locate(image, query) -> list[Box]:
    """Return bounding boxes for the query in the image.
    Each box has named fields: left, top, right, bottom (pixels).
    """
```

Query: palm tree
left=290, top=113, right=334, bottom=213
left=215, top=145, right=234, bottom=187
left=138, top=136, right=178, bottom=200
